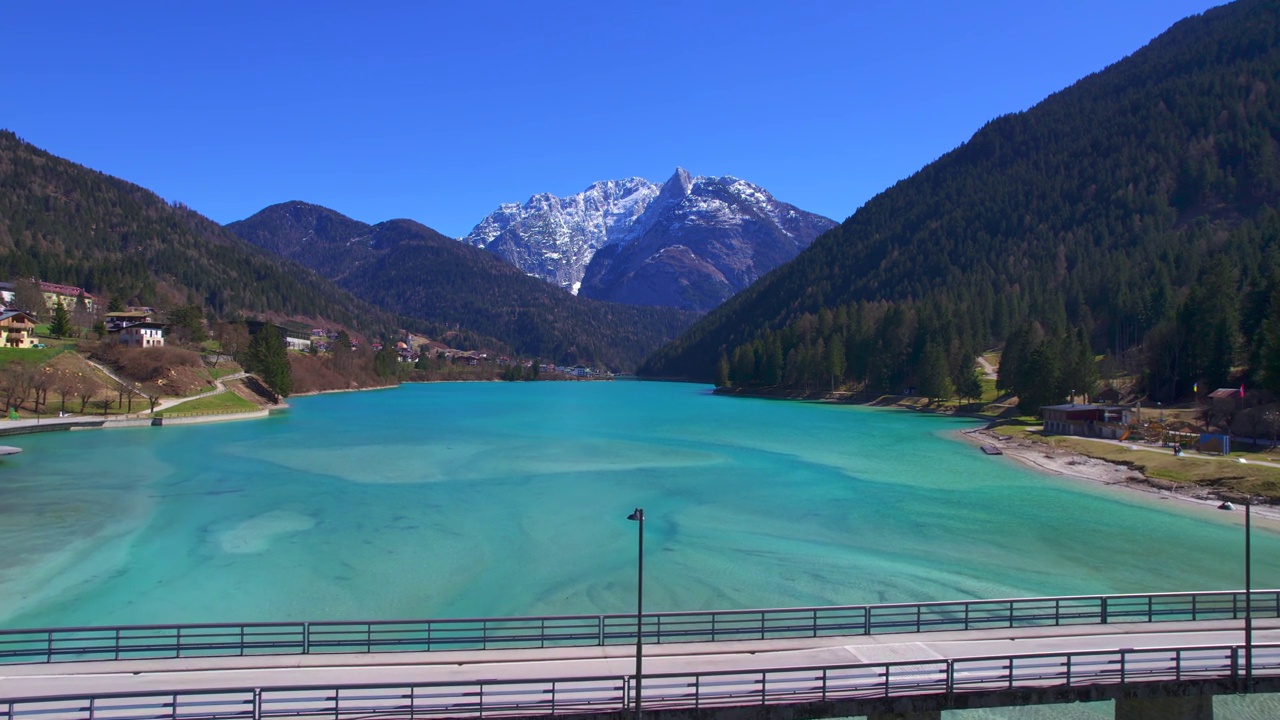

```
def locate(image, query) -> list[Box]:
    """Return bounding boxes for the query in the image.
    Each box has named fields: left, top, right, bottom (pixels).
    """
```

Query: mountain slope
left=579, top=169, right=837, bottom=311
left=0, top=131, right=400, bottom=333
left=229, top=203, right=698, bottom=369
left=641, top=0, right=1280, bottom=389
left=461, top=178, right=660, bottom=293
left=461, top=169, right=835, bottom=311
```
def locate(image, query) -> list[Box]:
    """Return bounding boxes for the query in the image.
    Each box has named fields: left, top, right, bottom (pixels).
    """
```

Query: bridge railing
left=2, top=643, right=1278, bottom=720
left=1, top=589, right=1275, bottom=665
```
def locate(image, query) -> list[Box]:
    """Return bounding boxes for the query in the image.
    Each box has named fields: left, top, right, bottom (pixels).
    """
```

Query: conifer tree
left=826, top=334, right=846, bottom=391
left=917, top=342, right=954, bottom=402
left=247, top=324, right=293, bottom=399
left=715, top=353, right=730, bottom=388
left=49, top=299, right=72, bottom=338
left=955, top=363, right=984, bottom=403
left=1257, top=292, right=1280, bottom=393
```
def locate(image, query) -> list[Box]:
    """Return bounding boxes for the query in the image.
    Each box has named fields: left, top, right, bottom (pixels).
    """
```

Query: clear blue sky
left=3, top=1, right=1225, bottom=238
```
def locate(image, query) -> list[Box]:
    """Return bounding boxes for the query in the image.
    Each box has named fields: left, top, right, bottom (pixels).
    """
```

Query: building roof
left=106, top=311, right=153, bottom=318
left=109, top=321, right=167, bottom=331
left=1208, top=388, right=1244, bottom=399
left=38, top=281, right=95, bottom=299
left=0, top=310, right=36, bottom=323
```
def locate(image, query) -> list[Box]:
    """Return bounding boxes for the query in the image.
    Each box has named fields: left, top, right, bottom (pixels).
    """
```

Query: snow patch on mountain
left=459, top=168, right=835, bottom=308
left=460, top=178, right=661, bottom=293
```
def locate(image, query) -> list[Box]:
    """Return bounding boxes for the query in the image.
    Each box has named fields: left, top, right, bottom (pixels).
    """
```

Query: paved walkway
left=1053, top=431, right=1280, bottom=470
left=976, top=355, right=998, bottom=380
left=150, top=371, right=248, bottom=412
left=1, top=371, right=251, bottom=431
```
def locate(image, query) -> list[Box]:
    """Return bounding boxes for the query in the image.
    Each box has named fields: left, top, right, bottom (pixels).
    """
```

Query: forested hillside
left=0, top=131, right=402, bottom=334
left=641, top=0, right=1280, bottom=407
left=230, top=203, right=699, bottom=369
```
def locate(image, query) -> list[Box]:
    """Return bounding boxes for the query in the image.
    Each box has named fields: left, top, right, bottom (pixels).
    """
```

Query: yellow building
left=0, top=310, right=38, bottom=348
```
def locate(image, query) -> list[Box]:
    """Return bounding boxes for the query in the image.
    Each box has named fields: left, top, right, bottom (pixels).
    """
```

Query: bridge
left=1, top=590, right=1278, bottom=720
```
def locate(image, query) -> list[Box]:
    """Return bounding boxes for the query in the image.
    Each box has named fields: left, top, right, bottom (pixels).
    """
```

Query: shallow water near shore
left=3, top=381, right=1280, bottom=717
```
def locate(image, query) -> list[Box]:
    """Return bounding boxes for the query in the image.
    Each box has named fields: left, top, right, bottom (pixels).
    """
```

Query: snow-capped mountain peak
left=458, top=170, right=835, bottom=310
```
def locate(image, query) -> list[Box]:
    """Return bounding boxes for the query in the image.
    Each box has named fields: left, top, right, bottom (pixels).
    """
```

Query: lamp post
left=1245, top=497, right=1254, bottom=691
left=626, top=508, right=645, bottom=719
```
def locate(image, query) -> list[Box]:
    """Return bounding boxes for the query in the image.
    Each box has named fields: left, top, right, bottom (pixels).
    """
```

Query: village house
left=1, top=280, right=97, bottom=313
left=38, top=281, right=97, bottom=312
left=111, top=320, right=167, bottom=348
left=105, top=310, right=157, bottom=332
left=0, top=310, right=38, bottom=348
left=1040, top=403, right=1127, bottom=438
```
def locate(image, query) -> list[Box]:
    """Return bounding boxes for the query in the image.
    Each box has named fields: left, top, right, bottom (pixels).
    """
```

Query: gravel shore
left=958, top=425, right=1280, bottom=525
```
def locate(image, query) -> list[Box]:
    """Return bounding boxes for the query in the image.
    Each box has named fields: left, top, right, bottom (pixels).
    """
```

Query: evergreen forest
left=641, top=0, right=1280, bottom=409
left=0, top=130, right=405, bottom=335
left=229, top=203, right=700, bottom=370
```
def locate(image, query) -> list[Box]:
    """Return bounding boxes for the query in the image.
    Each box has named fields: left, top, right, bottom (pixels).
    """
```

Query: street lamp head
left=627, top=508, right=644, bottom=522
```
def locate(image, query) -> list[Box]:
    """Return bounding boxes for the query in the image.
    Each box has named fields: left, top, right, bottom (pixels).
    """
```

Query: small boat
left=1219, top=501, right=1235, bottom=511
left=0, top=446, right=21, bottom=456
left=980, top=445, right=1003, bottom=456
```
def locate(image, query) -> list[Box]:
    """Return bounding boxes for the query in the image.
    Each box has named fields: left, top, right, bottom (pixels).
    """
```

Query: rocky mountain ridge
left=461, top=169, right=835, bottom=311
left=227, top=202, right=697, bottom=370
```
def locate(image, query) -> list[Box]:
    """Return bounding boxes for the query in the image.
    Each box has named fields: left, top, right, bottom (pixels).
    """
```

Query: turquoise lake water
left=2, top=381, right=1278, bottom=717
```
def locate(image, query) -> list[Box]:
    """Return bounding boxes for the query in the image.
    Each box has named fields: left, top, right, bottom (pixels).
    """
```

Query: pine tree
left=49, top=299, right=72, bottom=338
left=826, top=334, right=846, bottom=391
left=1019, top=343, right=1063, bottom=415
left=374, top=346, right=397, bottom=378
left=955, top=363, right=984, bottom=403
left=917, top=342, right=954, bottom=402
left=715, top=353, right=730, bottom=388
left=1257, top=291, right=1280, bottom=393
left=247, top=324, right=293, bottom=399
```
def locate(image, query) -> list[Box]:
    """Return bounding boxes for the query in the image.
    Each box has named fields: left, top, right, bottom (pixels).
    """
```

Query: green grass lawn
left=158, top=391, right=258, bottom=416
left=0, top=346, right=68, bottom=367
left=995, top=425, right=1280, bottom=498
left=208, top=366, right=241, bottom=381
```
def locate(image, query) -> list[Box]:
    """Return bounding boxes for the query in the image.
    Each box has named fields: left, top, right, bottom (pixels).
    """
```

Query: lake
left=3, top=380, right=1276, bottom=627
left=2, top=381, right=1278, bottom=717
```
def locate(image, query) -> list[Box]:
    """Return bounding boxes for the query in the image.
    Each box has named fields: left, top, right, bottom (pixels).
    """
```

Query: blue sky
left=4, top=1, right=1224, bottom=237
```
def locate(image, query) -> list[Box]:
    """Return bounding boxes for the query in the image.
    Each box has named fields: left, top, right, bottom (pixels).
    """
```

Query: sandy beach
left=958, top=425, right=1280, bottom=526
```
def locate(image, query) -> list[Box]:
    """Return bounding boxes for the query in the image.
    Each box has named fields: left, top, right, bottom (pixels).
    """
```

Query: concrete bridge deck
left=2, top=619, right=1278, bottom=716
left=4, top=591, right=1280, bottom=719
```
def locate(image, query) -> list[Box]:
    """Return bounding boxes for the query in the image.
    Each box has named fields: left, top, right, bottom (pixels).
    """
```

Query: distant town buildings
left=0, top=280, right=97, bottom=313
left=246, top=319, right=314, bottom=352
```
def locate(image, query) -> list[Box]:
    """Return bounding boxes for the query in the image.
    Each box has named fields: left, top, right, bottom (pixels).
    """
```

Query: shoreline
left=711, top=385, right=1280, bottom=525
left=289, top=382, right=399, bottom=398
left=955, top=425, right=1280, bottom=528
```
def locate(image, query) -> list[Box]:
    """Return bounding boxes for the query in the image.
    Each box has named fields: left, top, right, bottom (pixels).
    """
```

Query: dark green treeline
left=642, top=0, right=1280, bottom=406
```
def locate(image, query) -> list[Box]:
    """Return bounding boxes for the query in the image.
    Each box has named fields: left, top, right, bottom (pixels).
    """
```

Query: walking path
left=150, top=371, right=248, bottom=412
left=1, top=370, right=251, bottom=432
left=975, top=355, right=998, bottom=380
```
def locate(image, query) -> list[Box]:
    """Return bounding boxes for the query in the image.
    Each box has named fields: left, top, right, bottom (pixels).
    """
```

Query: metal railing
left=1, top=589, right=1275, bottom=665
left=2, top=643, right=1278, bottom=720
left=155, top=407, right=262, bottom=419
